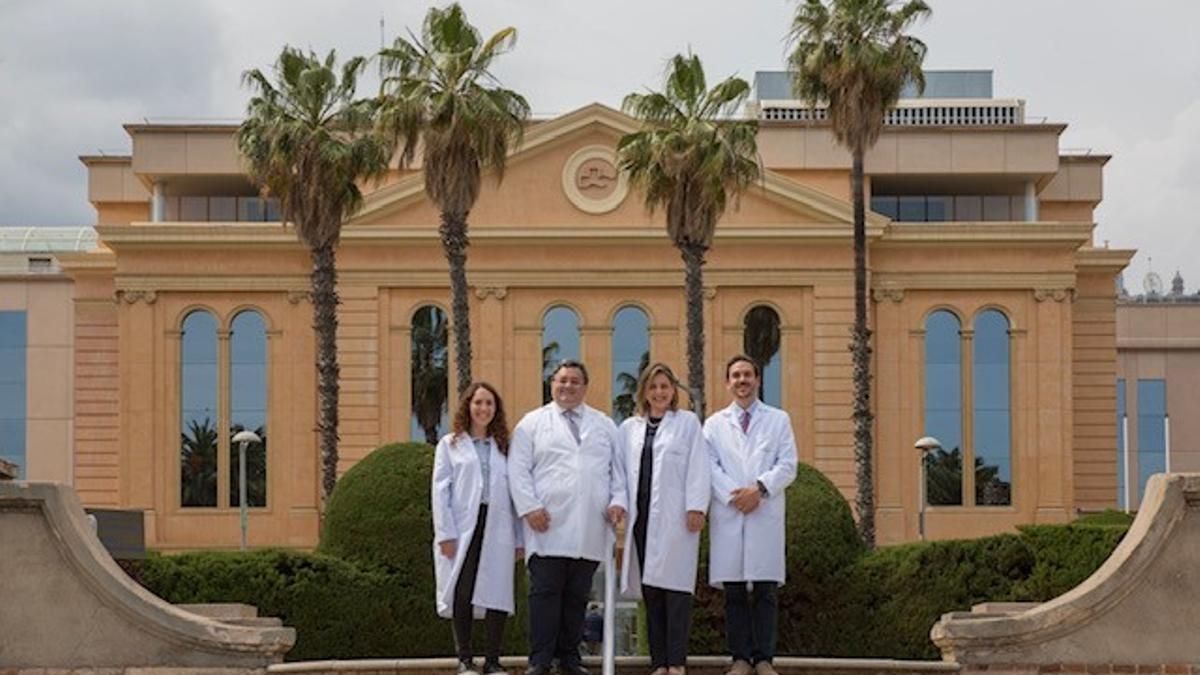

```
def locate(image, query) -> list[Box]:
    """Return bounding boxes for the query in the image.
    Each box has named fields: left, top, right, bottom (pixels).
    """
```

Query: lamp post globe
left=914, top=436, right=942, bottom=541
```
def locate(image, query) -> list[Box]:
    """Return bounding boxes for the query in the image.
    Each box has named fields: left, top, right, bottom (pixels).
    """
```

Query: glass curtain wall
left=1136, top=379, right=1167, bottom=506
left=0, top=311, right=27, bottom=478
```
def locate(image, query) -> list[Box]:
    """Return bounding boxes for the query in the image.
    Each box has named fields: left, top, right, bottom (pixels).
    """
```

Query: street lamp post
left=231, top=429, right=261, bottom=552
left=914, top=436, right=942, bottom=541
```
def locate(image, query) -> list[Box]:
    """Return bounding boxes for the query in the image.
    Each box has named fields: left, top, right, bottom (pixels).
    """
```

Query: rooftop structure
left=751, top=69, right=1024, bottom=125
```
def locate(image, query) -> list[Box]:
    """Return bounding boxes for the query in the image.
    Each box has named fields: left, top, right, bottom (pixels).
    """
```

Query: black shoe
left=559, top=663, right=589, bottom=675
left=525, top=665, right=551, bottom=675
left=483, top=661, right=507, bottom=675
left=459, top=660, right=480, bottom=675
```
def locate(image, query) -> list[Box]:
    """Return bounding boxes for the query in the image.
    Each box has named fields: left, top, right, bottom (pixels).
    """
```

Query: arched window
left=611, top=306, right=650, bottom=422
left=743, top=306, right=782, bottom=407
left=229, top=310, right=268, bottom=508
left=973, top=310, right=1012, bottom=506
left=924, top=310, right=963, bottom=506
left=542, top=306, right=581, bottom=404
left=411, top=305, right=449, bottom=444
left=181, top=310, right=218, bottom=507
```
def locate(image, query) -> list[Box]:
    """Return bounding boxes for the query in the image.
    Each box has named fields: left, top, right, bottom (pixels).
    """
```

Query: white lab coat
left=619, top=410, right=711, bottom=596
left=704, top=400, right=798, bottom=586
left=431, top=433, right=523, bottom=619
left=508, top=402, right=628, bottom=563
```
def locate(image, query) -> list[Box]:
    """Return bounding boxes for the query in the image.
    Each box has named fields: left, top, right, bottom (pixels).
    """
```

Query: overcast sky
left=2, top=0, right=1197, bottom=290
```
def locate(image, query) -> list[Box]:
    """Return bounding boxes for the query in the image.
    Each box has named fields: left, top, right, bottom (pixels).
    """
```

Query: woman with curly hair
left=432, top=381, right=523, bottom=675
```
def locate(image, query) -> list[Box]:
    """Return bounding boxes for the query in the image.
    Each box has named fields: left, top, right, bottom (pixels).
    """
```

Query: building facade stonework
left=54, top=94, right=1130, bottom=550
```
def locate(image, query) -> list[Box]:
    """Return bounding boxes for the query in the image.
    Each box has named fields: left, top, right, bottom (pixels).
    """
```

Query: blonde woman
left=619, top=363, right=711, bottom=675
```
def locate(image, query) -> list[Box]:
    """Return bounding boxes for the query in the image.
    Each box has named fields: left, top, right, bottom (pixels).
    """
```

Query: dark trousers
left=636, top=527, right=692, bottom=668
left=723, top=581, right=778, bottom=665
left=642, top=584, right=693, bottom=668
left=453, top=503, right=507, bottom=663
left=527, top=554, right=599, bottom=668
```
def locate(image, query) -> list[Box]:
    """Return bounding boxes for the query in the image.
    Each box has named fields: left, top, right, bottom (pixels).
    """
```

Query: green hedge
left=689, top=463, right=863, bottom=654
left=128, top=444, right=1132, bottom=661
left=133, top=549, right=416, bottom=661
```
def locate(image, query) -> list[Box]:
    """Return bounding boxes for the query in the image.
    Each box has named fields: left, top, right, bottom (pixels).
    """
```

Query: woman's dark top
left=633, top=415, right=662, bottom=571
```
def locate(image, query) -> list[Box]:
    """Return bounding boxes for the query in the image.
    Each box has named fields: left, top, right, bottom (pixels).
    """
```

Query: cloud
left=1095, top=99, right=1200, bottom=291
left=0, top=0, right=226, bottom=224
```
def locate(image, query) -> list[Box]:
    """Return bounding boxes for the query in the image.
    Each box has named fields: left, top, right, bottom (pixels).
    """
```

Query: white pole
left=238, top=440, right=248, bottom=552
left=918, top=452, right=927, bottom=542
left=602, top=540, right=616, bottom=675
left=231, top=430, right=260, bottom=551
left=1164, top=415, right=1171, bottom=474
left=1122, top=416, right=1131, bottom=512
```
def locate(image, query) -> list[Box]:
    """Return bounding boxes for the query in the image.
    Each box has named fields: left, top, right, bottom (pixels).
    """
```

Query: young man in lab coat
left=704, top=355, right=798, bottom=675
left=509, top=360, right=628, bottom=675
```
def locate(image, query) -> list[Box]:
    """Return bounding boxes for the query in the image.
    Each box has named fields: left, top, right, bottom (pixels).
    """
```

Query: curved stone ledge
left=932, top=473, right=1200, bottom=665
left=0, top=482, right=295, bottom=669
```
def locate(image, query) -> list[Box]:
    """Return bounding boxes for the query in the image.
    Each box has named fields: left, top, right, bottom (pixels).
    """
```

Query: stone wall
left=933, top=473, right=1200, bottom=672
left=0, top=482, right=294, bottom=670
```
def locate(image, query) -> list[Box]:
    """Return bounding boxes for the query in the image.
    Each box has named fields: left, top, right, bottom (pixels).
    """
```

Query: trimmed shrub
left=689, top=462, right=864, bottom=655
left=1073, top=509, right=1135, bottom=527
left=318, top=441, right=529, bottom=656
left=1013, top=522, right=1129, bottom=601
left=816, top=534, right=1035, bottom=659
left=134, top=549, right=414, bottom=661
left=128, top=448, right=1131, bottom=661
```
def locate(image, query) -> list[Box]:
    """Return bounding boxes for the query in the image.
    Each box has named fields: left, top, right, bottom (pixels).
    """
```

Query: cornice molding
left=93, top=223, right=886, bottom=248
left=878, top=221, right=1094, bottom=246
left=1076, top=247, right=1137, bottom=270
left=56, top=251, right=116, bottom=273
left=116, top=275, right=310, bottom=293
left=1118, top=337, right=1200, bottom=351
left=872, top=271, right=1075, bottom=291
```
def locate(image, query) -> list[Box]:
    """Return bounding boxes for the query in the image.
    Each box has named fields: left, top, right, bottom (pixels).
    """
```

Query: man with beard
left=703, top=354, right=798, bottom=675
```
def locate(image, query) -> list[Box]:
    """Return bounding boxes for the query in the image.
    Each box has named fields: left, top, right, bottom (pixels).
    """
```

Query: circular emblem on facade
left=562, top=145, right=628, bottom=214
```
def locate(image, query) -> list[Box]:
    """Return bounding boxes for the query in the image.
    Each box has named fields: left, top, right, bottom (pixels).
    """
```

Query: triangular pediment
left=347, top=103, right=884, bottom=232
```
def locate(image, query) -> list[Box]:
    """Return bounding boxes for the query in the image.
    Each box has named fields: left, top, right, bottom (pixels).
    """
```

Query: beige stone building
left=42, top=70, right=1134, bottom=550
left=1115, top=276, right=1200, bottom=511
left=0, top=227, right=94, bottom=484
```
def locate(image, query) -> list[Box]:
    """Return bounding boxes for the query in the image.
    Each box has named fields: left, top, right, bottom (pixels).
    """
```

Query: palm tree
left=181, top=417, right=218, bottom=507
left=619, top=53, right=760, bottom=418
left=411, top=306, right=450, bottom=444
left=612, top=350, right=650, bottom=422
left=789, top=0, right=930, bottom=547
left=237, top=47, right=391, bottom=503
left=541, top=341, right=560, bottom=405
left=377, top=3, right=530, bottom=397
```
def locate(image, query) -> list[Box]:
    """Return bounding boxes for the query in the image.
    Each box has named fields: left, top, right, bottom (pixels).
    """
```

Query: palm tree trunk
left=441, top=210, right=472, bottom=396
left=681, top=242, right=707, bottom=418
left=311, top=242, right=340, bottom=503
left=851, top=148, right=875, bottom=548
